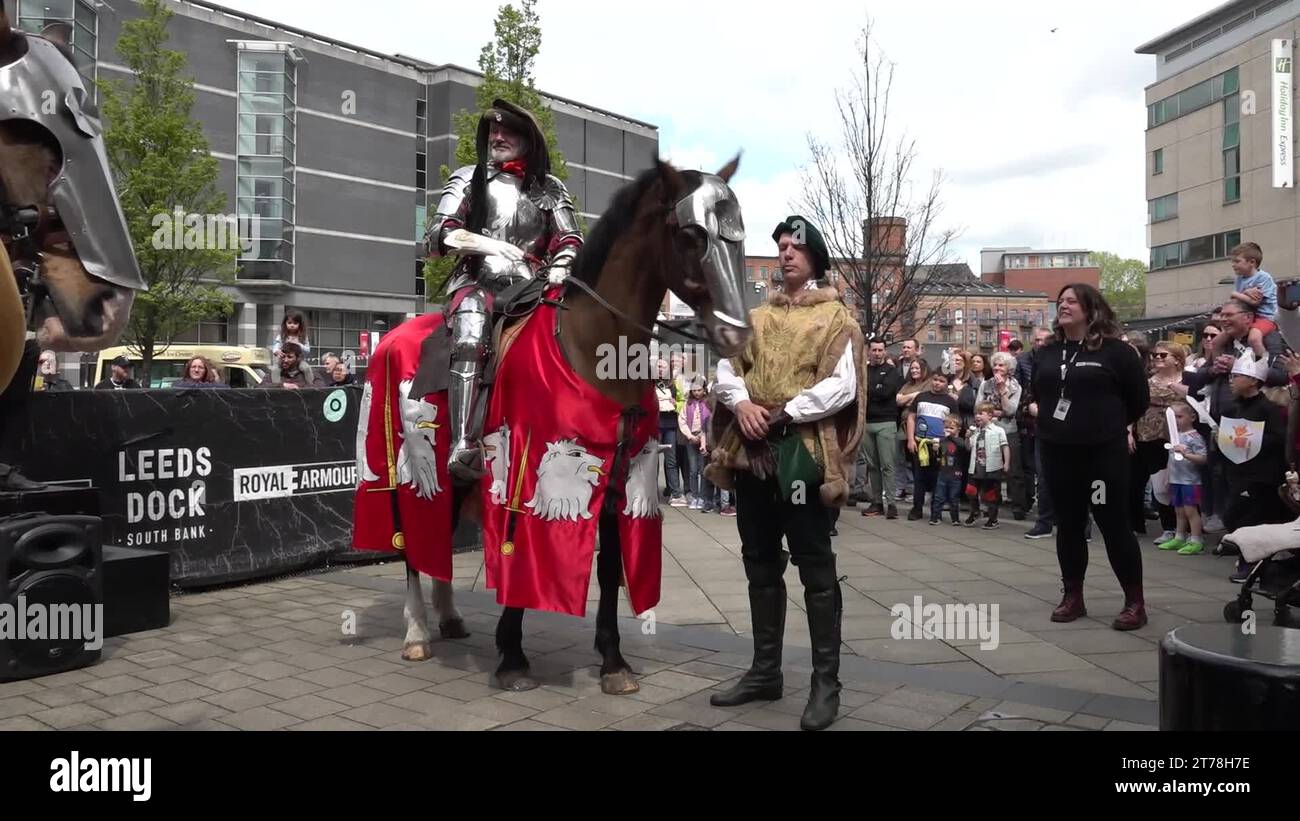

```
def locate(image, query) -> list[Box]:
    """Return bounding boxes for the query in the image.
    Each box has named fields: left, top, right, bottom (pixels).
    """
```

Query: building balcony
left=978, top=317, right=996, bottom=327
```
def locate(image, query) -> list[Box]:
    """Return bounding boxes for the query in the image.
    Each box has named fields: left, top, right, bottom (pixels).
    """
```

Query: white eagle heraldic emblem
left=623, top=437, right=661, bottom=519
left=526, top=438, right=606, bottom=521
left=483, top=423, right=511, bottom=506
left=1217, top=417, right=1265, bottom=465
left=356, top=381, right=381, bottom=483
left=397, top=379, right=443, bottom=499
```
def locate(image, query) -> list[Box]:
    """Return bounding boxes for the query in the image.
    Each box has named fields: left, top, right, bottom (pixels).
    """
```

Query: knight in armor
left=423, top=99, right=582, bottom=482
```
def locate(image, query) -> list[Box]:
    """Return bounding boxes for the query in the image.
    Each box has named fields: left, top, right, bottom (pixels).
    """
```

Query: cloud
left=209, top=0, right=1225, bottom=276
left=949, top=144, right=1111, bottom=186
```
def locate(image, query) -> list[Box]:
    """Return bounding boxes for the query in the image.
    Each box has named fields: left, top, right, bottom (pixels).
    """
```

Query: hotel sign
left=1273, top=38, right=1293, bottom=188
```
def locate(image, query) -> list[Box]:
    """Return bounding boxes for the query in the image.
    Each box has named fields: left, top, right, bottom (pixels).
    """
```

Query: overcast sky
left=215, top=0, right=1222, bottom=271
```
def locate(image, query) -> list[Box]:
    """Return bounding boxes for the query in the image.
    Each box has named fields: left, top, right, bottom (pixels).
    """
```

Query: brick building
left=980, top=247, right=1101, bottom=300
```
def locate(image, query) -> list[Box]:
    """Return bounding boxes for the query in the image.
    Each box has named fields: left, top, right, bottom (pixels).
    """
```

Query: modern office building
left=10, top=0, right=657, bottom=379
left=1136, top=0, right=1299, bottom=326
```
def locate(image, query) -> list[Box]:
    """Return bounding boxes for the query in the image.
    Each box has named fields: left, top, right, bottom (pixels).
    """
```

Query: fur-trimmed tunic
left=706, top=285, right=865, bottom=507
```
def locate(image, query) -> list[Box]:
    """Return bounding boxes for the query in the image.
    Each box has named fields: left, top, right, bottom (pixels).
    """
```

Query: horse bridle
left=553, top=195, right=718, bottom=347
left=0, top=173, right=62, bottom=331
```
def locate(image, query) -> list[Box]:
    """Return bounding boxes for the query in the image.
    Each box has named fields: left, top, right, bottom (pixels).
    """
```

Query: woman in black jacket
left=1032, top=284, right=1151, bottom=630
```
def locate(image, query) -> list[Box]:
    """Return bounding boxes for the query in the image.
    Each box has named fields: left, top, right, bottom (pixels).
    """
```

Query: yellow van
left=95, top=345, right=272, bottom=389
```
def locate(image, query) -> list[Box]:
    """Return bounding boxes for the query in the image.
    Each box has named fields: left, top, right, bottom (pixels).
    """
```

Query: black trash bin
left=1159, top=623, right=1300, bottom=730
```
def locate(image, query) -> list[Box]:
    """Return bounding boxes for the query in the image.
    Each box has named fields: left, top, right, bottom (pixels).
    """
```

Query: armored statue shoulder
left=531, top=174, right=575, bottom=211
left=445, top=165, right=475, bottom=188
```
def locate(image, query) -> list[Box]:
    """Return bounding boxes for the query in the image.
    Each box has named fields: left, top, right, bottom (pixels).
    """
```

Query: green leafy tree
left=423, top=0, right=575, bottom=298
left=99, top=0, right=234, bottom=386
left=1096, top=251, right=1148, bottom=322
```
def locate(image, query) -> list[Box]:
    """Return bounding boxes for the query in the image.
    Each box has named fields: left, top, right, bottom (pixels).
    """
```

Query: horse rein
left=559, top=273, right=713, bottom=347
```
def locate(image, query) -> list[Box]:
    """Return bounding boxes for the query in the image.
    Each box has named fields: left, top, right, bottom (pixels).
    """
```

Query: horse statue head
left=0, top=10, right=144, bottom=392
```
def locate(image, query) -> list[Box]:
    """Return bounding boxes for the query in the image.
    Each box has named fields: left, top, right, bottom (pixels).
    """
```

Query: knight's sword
left=501, top=428, right=531, bottom=556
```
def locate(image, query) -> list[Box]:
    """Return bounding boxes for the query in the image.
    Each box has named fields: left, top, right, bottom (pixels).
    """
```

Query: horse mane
left=569, top=165, right=702, bottom=285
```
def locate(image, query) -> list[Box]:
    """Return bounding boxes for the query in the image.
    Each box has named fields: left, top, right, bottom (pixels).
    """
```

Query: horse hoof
left=439, top=619, right=470, bottom=640
left=493, top=669, right=539, bottom=692
left=600, top=670, right=639, bottom=696
left=401, top=642, right=432, bottom=662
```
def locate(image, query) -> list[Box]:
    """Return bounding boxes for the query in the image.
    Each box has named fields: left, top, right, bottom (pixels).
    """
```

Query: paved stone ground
left=0, top=507, right=1242, bottom=731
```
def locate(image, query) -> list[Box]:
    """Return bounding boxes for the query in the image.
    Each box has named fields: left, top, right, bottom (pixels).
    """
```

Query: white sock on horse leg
left=403, top=567, right=433, bottom=646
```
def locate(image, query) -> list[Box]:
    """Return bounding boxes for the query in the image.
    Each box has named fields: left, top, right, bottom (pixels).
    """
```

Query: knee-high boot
left=710, top=554, right=787, bottom=707
left=799, top=559, right=842, bottom=731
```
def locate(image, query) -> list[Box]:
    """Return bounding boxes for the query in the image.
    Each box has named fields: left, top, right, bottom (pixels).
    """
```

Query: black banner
left=2, top=388, right=404, bottom=587
left=0, top=730, right=1286, bottom=806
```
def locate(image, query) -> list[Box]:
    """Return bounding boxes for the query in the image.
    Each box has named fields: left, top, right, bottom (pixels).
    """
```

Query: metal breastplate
left=475, top=174, right=548, bottom=280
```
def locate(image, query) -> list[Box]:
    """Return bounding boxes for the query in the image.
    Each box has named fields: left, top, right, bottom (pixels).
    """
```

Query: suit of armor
left=423, top=108, right=582, bottom=482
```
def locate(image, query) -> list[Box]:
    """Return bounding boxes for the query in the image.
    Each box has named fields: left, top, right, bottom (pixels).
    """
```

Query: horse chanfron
left=0, top=13, right=144, bottom=355
left=660, top=155, right=752, bottom=358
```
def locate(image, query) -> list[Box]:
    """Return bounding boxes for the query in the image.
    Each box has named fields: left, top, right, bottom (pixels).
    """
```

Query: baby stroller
left=1221, top=478, right=1300, bottom=627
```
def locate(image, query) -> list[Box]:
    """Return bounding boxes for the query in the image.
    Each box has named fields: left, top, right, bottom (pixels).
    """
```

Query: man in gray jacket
left=1185, top=298, right=1289, bottom=421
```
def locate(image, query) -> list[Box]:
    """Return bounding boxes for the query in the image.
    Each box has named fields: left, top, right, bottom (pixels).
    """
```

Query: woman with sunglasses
left=1131, top=342, right=1189, bottom=544
left=1188, top=323, right=1222, bottom=372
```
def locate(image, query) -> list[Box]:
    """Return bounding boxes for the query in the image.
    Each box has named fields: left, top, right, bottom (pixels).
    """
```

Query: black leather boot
left=799, top=559, right=843, bottom=731
left=0, top=463, right=43, bottom=492
left=711, top=555, right=787, bottom=707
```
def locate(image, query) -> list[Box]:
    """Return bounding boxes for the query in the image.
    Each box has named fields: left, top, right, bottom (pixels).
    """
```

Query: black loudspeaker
left=103, top=545, right=170, bottom=637
left=0, top=514, right=104, bottom=682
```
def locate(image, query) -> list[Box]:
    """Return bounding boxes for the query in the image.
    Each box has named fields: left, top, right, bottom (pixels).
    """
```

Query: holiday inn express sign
left=1274, top=38, right=1293, bottom=189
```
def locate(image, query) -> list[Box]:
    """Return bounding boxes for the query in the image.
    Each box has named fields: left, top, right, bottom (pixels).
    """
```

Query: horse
left=0, top=10, right=141, bottom=389
left=364, top=157, right=751, bottom=695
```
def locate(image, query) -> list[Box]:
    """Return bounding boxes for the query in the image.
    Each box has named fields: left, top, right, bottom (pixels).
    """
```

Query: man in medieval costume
left=706, top=215, right=865, bottom=731
left=423, top=99, right=583, bottom=483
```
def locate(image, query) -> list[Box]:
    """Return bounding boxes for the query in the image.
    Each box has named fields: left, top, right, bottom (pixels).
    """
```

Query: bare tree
left=795, top=22, right=960, bottom=342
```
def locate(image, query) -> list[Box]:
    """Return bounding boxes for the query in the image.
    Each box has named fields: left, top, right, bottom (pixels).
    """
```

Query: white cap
left=1230, top=350, right=1269, bottom=380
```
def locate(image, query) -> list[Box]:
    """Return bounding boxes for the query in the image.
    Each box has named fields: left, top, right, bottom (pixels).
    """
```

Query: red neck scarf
left=498, top=160, right=527, bottom=177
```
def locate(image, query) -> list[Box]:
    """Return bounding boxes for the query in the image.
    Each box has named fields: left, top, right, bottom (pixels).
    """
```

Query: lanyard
left=1059, top=344, right=1082, bottom=398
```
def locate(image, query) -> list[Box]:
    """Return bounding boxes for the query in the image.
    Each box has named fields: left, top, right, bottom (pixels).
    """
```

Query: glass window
left=1150, top=193, right=1178, bottom=221
left=238, top=156, right=289, bottom=179
left=1223, top=67, right=1239, bottom=96
left=1180, top=79, right=1213, bottom=113
left=239, top=52, right=286, bottom=73
left=1225, top=177, right=1241, bottom=202
left=237, top=196, right=293, bottom=221
left=239, top=71, right=287, bottom=95
left=1224, top=122, right=1239, bottom=149
left=238, top=94, right=290, bottom=116
left=1225, top=93, right=1240, bottom=126
left=1225, top=230, right=1241, bottom=251
left=1224, top=146, right=1239, bottom=175
left=954, top=310, right=963, bottom=324
left=927, top=331, right=936, bottom=343
left=1153, top=148, right=1164, bottom=175
left=1186, top=235, right=1215, bottom=264
left=75, top=0, right=95, bottom=29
